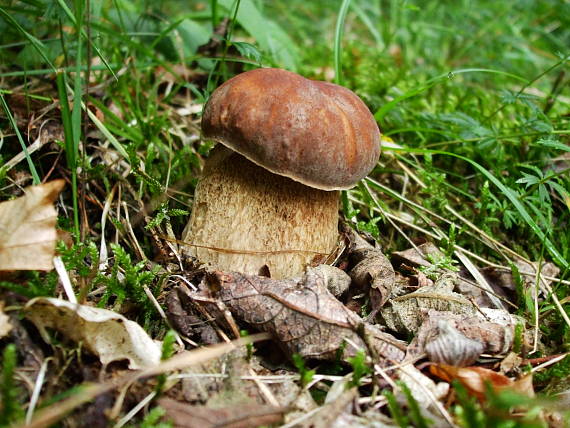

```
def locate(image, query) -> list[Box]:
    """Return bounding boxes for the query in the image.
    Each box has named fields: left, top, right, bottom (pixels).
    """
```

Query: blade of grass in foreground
left=56, top=72, right=79, bottom=239
left=334, top=0, right=352, bottom=85
left=384, top=145, right=569, bottom=270
left=0, top=94, right=41, bottom=185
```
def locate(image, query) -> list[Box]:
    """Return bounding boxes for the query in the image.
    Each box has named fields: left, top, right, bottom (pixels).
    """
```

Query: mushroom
left=182, top=68, right=380, bottom=279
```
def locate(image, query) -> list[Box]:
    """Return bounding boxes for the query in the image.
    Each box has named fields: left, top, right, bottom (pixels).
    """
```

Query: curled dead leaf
left=424, top=320, right=484, bottom=367
left=411, top=309, right=519, bottom=364
left=429, top=364, right=534, bottom=401
left=348, top=230, right=395, bottom=309
left=0, top=180, right=65, bottom=271
left=25, top=297, right=161, bottom=369
left=308, top=264, right=351, bottom=297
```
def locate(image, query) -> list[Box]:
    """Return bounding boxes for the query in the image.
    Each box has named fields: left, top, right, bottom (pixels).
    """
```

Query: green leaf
left=536, top=138, right=570, bottom=152
left=516, top=173, right=540, bottom=187
left=232, top=41, right=262, bottom=63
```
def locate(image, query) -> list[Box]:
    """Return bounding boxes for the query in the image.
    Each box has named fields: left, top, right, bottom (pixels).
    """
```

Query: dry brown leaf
left=481, top=260, right=560, bottom=293
left=424, top=319, right=484, bottom=367
left=25, top=297, right=161, bottom=369
left=193, top=269, right=406, bottom=363
left=158, top=399, right=285, bottom=428
left=380, top=272, right=476, bottom=334
left=348, top=230, right=395, bottom=309
left=429, top=364, right=534, bottom=401
left=307, top=264, right=351, bottom=298
left=0, top=179, right=65, bottom=271
left=391, top=242, right=443, bottom=268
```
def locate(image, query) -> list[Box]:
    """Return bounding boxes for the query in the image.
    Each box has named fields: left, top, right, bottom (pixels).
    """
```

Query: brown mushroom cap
left=201, top=68, right=381, bottom=191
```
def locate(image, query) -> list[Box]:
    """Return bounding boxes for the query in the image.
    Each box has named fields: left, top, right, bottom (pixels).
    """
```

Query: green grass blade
left=84, top=104, right=129, bottom=160
left=211, top=0, right=219, bottom=27
left=55, top=73, right=75, bottom=169
left=56, top=72, right=79, bottom=238
left=334, top=0, right=351, bottom=85
left=71, top=0, right=83, bottom=154
left=0, top=94, right=41, bottom=185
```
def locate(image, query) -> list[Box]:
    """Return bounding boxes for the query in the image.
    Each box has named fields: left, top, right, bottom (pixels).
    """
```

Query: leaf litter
left=0, top=178, right=560, bottom=426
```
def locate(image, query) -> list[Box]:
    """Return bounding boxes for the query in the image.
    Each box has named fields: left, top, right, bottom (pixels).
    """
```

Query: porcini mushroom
left=182, top=68, right=380, bottom=279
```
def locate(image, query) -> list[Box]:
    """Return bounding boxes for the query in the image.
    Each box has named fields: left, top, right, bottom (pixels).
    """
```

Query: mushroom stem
left=182, top=145, right=340, bottom=278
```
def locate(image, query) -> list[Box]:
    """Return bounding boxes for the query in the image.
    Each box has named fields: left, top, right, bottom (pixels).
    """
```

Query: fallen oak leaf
left=197, top=268, right=406, bottom=363
left=0, top=179, right=65, bottom=271
left=25, top=297, right=161, bottom=369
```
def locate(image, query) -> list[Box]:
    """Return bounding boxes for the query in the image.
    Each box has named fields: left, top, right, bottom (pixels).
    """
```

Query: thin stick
left=25, top=359, right=50, bottom=424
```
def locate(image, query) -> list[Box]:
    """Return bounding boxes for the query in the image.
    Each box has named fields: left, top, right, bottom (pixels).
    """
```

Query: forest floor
left=0, top=1, right=569, bottom=427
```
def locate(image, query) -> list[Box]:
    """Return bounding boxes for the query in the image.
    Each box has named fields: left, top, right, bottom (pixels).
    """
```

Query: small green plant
left=292, top=353, right=315, bottom=389
left=347, top=349, right=371, bottom=388
left=419, top=153, right=449, bottom=213
left=95, top=244, right=159, bottom=329
left=126, top=406, right=172, bottom=428
left=439, top=223, right=458, bottom=259
left=240, top=330, right=254, bottom=361
left=400, top=381, right=431, bottom=428
left=383, top=388, right=409, bottom=428
left=419, top=252, right=459, bottom=280
left=160, top=330, right=177, bottom=361
left=454, top=381, right=485, bottom=428
left=146, top=203, right=189, bottom=230
left=0, top=270, right=58, bottom=298
left=0, top=345, right=24, bottom=425
left=534, top=354, right=570, bottom=385
left=453, top=381, right=550, bottom=428
left=155, top=330, right=178, bottom=395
